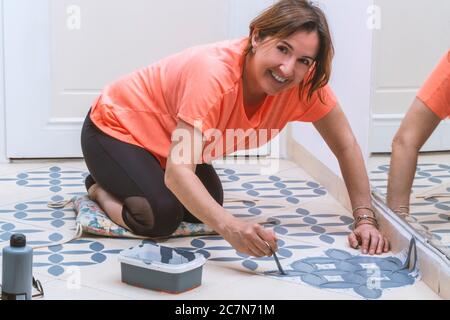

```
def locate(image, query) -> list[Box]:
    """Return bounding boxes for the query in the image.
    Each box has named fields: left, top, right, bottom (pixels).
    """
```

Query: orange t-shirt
left=90, top=37, right=337, bottom=168
left=417, top=50, right=450, bottom=119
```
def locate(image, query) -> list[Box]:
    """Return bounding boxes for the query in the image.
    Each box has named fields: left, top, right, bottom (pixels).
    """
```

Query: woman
left=387, top=50, right=450, bottom=215
left=81, top=0, right=389, bottom=257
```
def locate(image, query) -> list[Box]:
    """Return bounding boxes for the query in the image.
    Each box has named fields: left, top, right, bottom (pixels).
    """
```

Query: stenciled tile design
left=370, top=163, right=450, bottom=195
left=369, top=162, right=450, bottom=258
left=269, top=207, right=353, bottom=245
left=0, top=166, right=88, bottom=193
left=223, top=176, right=327, bottom=205
left=0, top=220, right=72, bottom=248
left=0, top=160, right=438, bottom=299
left=408, top=198, right=450, bottom=249
left=224, top=199, right=287, bottom=219
left=0, top=195, right=77, bottom=229
left=174, top=236, right=318, bottom=271
left=33, top=239, right=122, bottom=277
left=215, top=167, right=261, bottom=184
left=264, top=248, right=417, bottom=300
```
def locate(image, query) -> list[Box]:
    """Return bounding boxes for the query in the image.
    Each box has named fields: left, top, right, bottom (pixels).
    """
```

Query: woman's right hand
left=221, top=219, right=278, bottom=257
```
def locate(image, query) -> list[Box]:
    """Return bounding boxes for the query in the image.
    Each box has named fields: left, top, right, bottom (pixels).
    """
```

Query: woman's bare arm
left=314, top=104, right=389, bottom=255
left=386, top=98, right=441, bottom=213
left=165, top=120, right=277, bottom=257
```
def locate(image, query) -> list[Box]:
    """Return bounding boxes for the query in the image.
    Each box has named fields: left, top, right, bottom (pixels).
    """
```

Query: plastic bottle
left=1, top=234, right=33, bottom=300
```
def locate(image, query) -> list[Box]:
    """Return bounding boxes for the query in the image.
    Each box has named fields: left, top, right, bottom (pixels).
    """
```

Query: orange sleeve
left=175, top=55, right=229, bottom=139
left=417, top=50, right=450, bottom=120
left=296, top=84, right=337, bottom=122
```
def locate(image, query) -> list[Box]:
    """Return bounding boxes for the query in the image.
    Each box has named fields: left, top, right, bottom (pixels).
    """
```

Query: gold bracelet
left=352, top=206, right=375, bottom=217
left=395, top=205, right=410, bottom=212
left=393, top=205, right=409, bottom=217
left=353, top=215, right=379, bottom=230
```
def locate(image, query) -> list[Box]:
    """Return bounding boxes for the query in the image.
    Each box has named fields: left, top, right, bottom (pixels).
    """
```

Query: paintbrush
left=264, top=241, right=287, bottom=275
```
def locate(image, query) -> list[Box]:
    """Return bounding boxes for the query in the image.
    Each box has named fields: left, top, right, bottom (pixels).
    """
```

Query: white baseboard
left=370, top=114, right=450, bottom=153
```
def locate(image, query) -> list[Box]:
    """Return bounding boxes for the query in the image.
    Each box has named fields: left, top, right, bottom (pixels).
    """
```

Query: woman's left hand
left=348, top=224, right=390, bottom=255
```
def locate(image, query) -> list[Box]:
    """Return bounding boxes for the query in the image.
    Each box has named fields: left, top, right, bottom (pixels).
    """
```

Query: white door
left=4, top=0, right=276, bottom=158
left=370, top=0, right=450, bottom=152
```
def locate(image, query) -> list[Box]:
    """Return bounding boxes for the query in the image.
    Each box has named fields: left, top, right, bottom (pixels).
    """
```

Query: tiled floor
left=0, top=158, right=440, bottom=300
left=369, top=152, right=450, bottom=259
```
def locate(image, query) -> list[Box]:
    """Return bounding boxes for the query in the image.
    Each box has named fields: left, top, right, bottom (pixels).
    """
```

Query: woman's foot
left=85, top=175, right=99, bottom=200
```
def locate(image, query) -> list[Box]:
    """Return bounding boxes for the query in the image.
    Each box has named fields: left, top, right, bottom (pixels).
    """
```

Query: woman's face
left=248, top=30, right=320, bottom=97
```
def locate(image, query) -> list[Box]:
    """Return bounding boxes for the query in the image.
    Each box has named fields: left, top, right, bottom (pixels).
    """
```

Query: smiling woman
left=80, top=0, right=390, bottom=258
left=243, top=0, right=333, bottom=104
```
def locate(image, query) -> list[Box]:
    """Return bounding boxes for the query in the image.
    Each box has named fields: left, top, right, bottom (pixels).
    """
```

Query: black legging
left=80, top=109, right=224, bottom=238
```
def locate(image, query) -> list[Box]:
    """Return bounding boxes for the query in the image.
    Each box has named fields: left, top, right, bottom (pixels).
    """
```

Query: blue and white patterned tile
left=369, top=162, right=450, bottom=257
left=223, top=198, right=288, bottom=221
left=0, top=219, right=75, bottom=251
left=153, top=232, right=430, bottom=300
left=370, top=163, right=450, bottom=196
left=165, top=234, right=319, bottom=274
left=0, top=165, right=88, bottom=195
left=0, top=194, right=80, bottom=231
left=0, top=162, right=56, bottom=177
left=223, top=174, right=328, bottom=207
left=269, top=205, right=353, bottom=247
left=407, top=199, right=450, bottom=246
left=213, top=159, right=299, bottom=179
left=263, top=248, right=421, bottom=300
left=32, top=237, right=140, bottom=279
left=0, top=160, right=440, bottom=300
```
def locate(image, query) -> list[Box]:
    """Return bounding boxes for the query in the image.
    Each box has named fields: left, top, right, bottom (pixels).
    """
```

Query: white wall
left=0, top=0, right=7, bottom=163
left=1, top=0, right=279, bottom=160
left=291, top=0, right=373, bottom=176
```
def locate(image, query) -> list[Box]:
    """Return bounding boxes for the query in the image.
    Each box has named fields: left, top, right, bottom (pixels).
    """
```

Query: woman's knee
left=122, top=196, right=183, bottom=237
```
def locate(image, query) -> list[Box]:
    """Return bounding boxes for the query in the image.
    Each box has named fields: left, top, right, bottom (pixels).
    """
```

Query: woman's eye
left=277, top=46, right=288, bottom=54
left=299, top=59, right=311, bottom=66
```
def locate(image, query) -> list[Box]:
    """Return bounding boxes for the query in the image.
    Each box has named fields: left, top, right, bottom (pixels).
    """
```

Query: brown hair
left=244, top=0, right=334, bottom=102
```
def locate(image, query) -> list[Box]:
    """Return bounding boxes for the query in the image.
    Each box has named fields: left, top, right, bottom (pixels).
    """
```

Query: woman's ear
left=251, top=30, right=261, bottom=50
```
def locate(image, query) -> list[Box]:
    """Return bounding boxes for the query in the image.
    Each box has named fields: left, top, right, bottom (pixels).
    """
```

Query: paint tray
left=118, top=243, right=206, bottom=294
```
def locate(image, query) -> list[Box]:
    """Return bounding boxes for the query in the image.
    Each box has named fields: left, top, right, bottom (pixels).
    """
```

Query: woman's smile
left=269, top=70, right=289, bottom=84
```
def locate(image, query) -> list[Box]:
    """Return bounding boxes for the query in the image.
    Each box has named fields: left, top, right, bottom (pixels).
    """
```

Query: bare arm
left=386, top=98, right=441, bottom=213
left=165, top=120, right=277, bottom=257
left=313, top=104, right=389, bottom=255
left=313, top=105, right=371, bottom=215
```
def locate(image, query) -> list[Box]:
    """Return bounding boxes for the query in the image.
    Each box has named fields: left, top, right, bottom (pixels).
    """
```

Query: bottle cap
left=10, top=234, right=26, bottom=248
